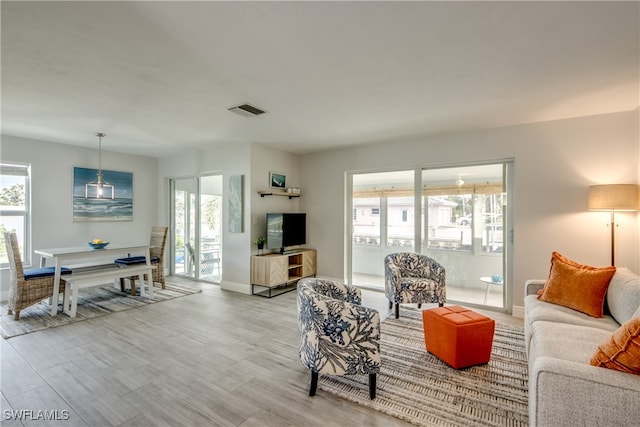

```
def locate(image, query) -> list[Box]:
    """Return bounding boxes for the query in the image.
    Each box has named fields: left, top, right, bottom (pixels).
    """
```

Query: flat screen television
left=266, top=213, right=306, bottom=254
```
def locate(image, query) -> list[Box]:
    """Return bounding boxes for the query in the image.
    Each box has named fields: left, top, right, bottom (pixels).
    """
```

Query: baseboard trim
left=221, top=281, right=251, bottom=295
left=512, top=305, right=525, bottom=318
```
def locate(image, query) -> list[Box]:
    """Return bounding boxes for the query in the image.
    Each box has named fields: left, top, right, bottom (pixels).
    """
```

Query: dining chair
left=184, top=242, right=221, bottom=276
left=3, top=231, right=70, bottom=320
left=116, top=226, right=168, bottom=295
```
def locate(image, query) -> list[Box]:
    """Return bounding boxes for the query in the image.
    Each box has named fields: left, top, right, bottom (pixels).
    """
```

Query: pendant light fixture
left=84, top=132, right=115, bottom=199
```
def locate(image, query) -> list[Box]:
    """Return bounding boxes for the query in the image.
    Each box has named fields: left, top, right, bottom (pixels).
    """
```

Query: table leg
left=50, top=258, right=61, bottom=316
left=63, top=281, right=72, bottom=315
left=147, top=268, right=154, bottom=298
left=69, top=284, right=80, bottom=318
left=144, top=248, right=154, bottom=298
left=483, top=283, right=490, bottom=305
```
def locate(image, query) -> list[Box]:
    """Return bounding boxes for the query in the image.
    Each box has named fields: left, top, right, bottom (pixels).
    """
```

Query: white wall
left=0, top=135, right=158, bottom=298
left=3, top=111, right=637, bottom=305
left=157, top=142, right=252, bottom=293
left=250, top=143, right=301, bottom=255
left=299, top=110, right=640, bottom=313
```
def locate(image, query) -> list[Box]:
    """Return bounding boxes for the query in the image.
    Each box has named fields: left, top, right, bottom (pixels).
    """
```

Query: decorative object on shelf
left=270, top=171, right=286, bottom=189
left=254, top=236, right=266, bottom=254
left=73, top=134, right=133, bottom=222
left=228, top=175, right=244, bottom=233
left=588, top=184, right=639, bottom=266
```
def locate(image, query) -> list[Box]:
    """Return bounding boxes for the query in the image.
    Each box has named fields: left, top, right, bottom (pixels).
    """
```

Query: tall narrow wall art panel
left=228, top=175, right=244, bottom=233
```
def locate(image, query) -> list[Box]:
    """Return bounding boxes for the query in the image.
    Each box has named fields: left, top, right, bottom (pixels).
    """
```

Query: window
left=352, top=170, right=414, bottom=249
left=422, top=164, right=504, bottom=253
left=349, top=162, right=511, bottom=309
left=353, top=197, right=381, bottom=245
left=0, top=163, right=30, bottom=266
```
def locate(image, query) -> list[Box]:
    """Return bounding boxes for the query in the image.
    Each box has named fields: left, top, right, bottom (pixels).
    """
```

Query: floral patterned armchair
left=297, top=278, right=381, bottom=399
left=384, top=253, right=446, bottom=319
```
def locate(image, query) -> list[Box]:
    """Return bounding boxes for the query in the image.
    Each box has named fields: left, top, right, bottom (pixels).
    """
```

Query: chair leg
left=309, top=371, right=318, bottom=396
left=130, top=278, right=137, bottom=296
left=388, top=300, right=393, bottom=310
left=395, top=303, right=400, bottom=319
left=417, top=303, right=422, bottom=309
left=369, top=373, right=377, bottom=399
left=13, top=310, right=20, bottom=320
left=119, top=278, right=126, bottom=292
left=439, top=302, right=444, bottom=307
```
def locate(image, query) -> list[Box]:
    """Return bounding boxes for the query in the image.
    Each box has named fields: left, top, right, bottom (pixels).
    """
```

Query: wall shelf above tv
left=258, top=190, right=300, bottom=199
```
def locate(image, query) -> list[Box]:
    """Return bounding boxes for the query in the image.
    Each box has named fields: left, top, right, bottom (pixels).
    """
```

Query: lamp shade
left=588, top=184, right=639, bottom=211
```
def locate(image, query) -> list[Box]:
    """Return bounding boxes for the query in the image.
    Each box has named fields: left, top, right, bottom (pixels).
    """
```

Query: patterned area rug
left=319, top=310, right=529, bottom=427
left=1, top=282, right=202, bottom=339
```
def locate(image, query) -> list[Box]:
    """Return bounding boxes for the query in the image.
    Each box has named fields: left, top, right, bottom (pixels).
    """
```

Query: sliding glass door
left=348, top=162, right=512, bottom=310
left=350, top=170, right=415, bottom=289
left=170, top=174, right=222, bottom=282
left=421, top=164, right=508, bottom=308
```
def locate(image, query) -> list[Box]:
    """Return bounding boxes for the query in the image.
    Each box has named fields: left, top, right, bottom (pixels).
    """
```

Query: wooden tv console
left=250, top=249, right=317, bottom=297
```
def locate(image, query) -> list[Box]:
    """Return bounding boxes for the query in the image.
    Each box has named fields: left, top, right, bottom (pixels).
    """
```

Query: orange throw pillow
left=590, top=317, right=640, bottom=375
left=538, top=252, right=616, bottom=317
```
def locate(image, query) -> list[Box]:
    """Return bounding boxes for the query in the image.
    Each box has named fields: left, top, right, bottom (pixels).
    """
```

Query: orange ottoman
left=422, top=305, right=495, bottom=369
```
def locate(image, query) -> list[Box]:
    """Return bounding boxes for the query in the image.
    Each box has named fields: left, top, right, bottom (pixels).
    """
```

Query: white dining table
left=35, top=243, right=151, bottom=316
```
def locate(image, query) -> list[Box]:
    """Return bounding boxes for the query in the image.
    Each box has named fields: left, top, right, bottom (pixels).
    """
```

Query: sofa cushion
left=590, top=317, right=640, bottom=375
left=539, top=252, right=616, bottom=318
left=606, top=267, right=640, bottom=325
left=114, top=256, right=159, bottom=266
left=525, top=295, right=620, bottom=331
left=530, top=321, right=613, bottom=364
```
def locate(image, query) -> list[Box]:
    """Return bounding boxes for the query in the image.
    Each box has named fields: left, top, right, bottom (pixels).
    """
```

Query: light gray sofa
left=524, top=267, right=640, bottom=427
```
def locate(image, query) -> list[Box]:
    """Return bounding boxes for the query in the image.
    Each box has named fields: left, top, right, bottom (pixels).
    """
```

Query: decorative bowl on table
left=88, top=241, right=109, bottom=250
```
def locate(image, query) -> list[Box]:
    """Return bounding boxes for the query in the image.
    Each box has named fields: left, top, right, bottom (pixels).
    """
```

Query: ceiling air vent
left=227, top=103, right=267, bottom=117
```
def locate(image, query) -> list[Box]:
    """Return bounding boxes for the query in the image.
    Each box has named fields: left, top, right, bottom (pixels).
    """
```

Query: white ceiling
left=2, top=1, right=638, bottom=158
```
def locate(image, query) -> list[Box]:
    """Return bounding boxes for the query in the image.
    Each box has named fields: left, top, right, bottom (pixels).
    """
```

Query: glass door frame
left=169, top=173, right=222, bottom=283
left=346, top=161, right=514, bottom=313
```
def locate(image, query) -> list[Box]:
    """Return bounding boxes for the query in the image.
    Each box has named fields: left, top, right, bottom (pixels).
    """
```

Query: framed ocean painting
left=73, top=167, right=133, bottom=221
left=270, top=171, right=286, bottom=189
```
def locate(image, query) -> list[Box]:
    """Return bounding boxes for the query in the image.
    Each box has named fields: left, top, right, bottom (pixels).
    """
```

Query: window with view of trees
left=0, top=163, right=30, bottom=265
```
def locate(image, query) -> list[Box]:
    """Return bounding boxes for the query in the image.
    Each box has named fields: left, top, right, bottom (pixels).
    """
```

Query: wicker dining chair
left=117, top=226, right=168, bottom=295
left=4, top=232, right=68, bottom=320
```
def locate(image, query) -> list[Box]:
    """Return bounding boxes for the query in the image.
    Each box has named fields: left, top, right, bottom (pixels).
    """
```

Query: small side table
left=480, top=276, right=503, bottom=304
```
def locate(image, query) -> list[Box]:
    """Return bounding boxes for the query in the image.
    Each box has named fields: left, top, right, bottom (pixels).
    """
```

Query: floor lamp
left=588, top=184, right=639, bottom=266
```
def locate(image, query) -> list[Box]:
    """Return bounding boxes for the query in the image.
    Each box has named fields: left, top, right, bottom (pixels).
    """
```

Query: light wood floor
left=1, top=278, right=522, bottom=426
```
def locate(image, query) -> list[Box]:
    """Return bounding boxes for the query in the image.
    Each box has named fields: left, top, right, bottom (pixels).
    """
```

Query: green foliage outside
left=0, top=183, right=25, bottom=206
left=0, top=183, right=25, bottom=261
